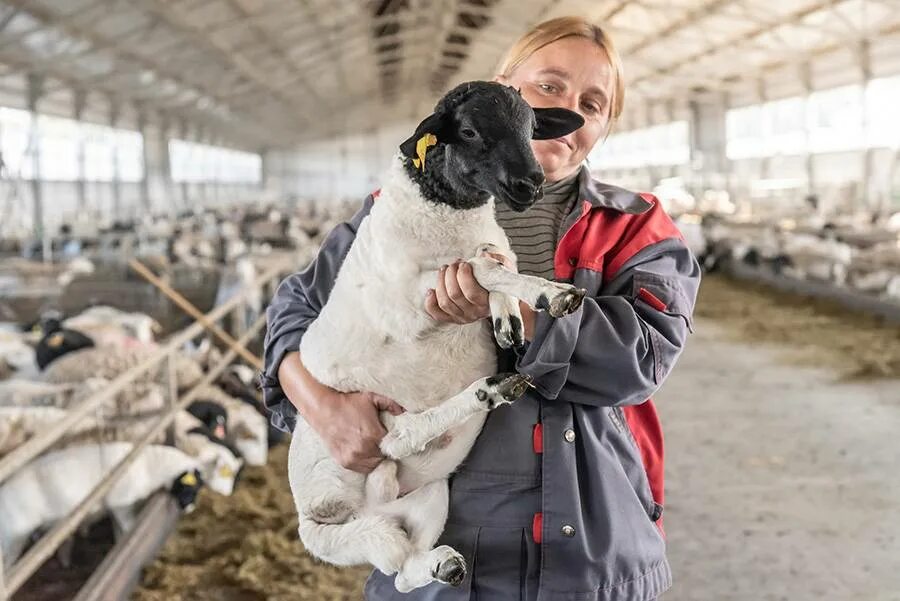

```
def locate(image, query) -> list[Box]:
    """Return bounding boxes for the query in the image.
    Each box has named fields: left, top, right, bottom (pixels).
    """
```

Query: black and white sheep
left=288, top=81, right=585, bottom=592
left=0, top=442, right=200, bottom=568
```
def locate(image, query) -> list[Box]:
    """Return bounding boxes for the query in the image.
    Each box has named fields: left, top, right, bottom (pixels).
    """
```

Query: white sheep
left=192, top=384, right=268, bottom=466
left=289, top=82, right=585, bottom=592
left=0, top=442, right=199, bottom=568
left=0, top=379, right=82, bottom=408
left=42, top=347, right=204, bottom=399
left=779, top=232, right=853, bottom=284
left=63, top=306, right=162, bottom=348
left=0, top=405, right=67, bottom=456
left=0, top=332, right=37, bottom=379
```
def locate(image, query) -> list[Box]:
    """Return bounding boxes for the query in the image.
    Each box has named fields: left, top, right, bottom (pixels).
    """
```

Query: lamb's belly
left=302, top=319, right=497, bottom=410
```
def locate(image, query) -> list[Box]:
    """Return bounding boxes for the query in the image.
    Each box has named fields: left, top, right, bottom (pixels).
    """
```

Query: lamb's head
left=400, top=80, right=584, bottom=212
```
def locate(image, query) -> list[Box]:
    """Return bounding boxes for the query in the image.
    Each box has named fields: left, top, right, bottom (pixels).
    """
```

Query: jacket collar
left=576, top=164, right=654, bottom=215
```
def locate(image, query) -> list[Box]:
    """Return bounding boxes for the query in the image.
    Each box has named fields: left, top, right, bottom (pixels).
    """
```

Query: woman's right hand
left=313, top=389, right=404, bottom=473
left=278, top=352, right=404, bottom=473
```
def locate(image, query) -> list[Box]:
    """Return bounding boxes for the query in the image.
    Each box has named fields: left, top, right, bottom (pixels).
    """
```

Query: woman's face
left=498, top=36, right=615, bottom=183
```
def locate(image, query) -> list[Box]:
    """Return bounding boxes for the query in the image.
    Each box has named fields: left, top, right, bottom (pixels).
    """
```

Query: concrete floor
left=658, top=319, right=900, bottom=601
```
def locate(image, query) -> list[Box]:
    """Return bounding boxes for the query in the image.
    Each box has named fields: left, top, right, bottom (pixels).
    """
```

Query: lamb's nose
left=527, top=171, right=545, bottom=187
left=512, top=172, right=545, bottom=198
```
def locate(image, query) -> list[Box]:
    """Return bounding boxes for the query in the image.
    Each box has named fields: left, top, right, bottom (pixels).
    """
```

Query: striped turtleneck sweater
left=494, top=168, right=581, bottom=280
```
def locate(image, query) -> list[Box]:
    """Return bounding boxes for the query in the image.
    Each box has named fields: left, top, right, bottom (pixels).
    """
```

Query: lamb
left=0, top=405, right=67, bottom=456
left=0, top=379, right=81, bottom=408
left=0, top=331, right=37, bottom=380
left=36, top=390, right=245, bottom=496
left=34, top=321, right=95, bottom=370
left=192, top=384, right=269, bottom=466
left=63, top=306, right=162, bottom=348
left=42, top=346, right=204, bottom=401
left=288, top=81, right=585, bottom=592
left=0, top=442, right=200, bottom=567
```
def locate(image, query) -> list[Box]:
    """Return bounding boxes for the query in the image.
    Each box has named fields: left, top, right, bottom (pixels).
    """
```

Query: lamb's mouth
left=497, top=183, right=542, bottom=212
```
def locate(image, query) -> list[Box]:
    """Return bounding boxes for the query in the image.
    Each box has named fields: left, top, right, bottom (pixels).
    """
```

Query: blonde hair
left=497, top=16, right=625, bottom=122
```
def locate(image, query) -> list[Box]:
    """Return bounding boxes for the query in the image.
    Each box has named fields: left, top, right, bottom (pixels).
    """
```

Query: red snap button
left=532, top=513, right=543, bottom=543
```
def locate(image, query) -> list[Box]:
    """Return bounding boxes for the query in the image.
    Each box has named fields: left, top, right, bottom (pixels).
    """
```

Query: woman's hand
left=314, top=389, right=405, bottom=473
left=278, top=352, right=404, bottom=473
left=424, top=261, right=490, bottom=324
left=424, top=258, right=537, bottom=340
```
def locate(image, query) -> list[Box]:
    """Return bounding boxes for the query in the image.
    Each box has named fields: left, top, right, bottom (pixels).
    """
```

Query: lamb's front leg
left=379, top=373, right=532, bottom=460
left=469, top=256, right=586, bottom=318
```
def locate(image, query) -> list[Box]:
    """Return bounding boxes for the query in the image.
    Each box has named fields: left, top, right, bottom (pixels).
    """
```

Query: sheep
left=63, top=306, right=162, bottom=347
left=218, top=365, right=287, bottom=448
left=0, top=405, right=67, bottom=456
left=42, top=346, right=204, bottom=399
left=26, top=386, right=246, bottom=496
left=56, top=257, right=95, bottom=287
left=0, top=379, right=83, bottom=408
left=0, top=442, right=200, bottom=568
left=192, top=384, right=268, bottom=466
left=34, top=322, right=95, bottom=370
left=778, top=232, right=853, bottom=284
left=288, top=81, right=585, bottom=592
left=0, top=331, right=37, bottom=379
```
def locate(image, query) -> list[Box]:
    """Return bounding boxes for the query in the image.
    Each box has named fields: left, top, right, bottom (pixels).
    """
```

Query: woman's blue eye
left=539, top=83, right=556, bottom=93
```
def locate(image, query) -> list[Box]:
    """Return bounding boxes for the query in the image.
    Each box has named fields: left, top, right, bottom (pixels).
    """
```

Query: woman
left=262, top=16, right=700, bottom=601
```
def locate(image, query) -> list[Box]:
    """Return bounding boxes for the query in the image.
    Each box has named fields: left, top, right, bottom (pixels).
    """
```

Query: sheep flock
left=0, top=199, right=359, bottom=599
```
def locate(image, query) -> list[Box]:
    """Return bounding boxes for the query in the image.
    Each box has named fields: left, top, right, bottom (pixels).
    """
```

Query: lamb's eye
left=460, top=128, right=477, bottom=139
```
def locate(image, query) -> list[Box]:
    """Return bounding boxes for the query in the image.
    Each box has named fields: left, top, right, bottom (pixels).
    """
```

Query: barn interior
left=0, top=1, right=898, bottom=600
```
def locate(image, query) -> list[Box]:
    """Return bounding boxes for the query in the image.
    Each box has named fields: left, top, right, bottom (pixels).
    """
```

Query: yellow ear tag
left=411, top=133, right=437, bottom=171
left=180, top=472, right=198, bottom=487
left=47, top=333, right=64, bottom=348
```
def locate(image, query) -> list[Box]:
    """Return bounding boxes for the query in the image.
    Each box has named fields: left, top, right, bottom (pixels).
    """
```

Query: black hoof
left=434, top=555, right=467, bottom=586
left=486, top=373, right=533, bottom=406
left=493, top=315, right=525, bottom=349
left=548, top=288, right=586, bottom=318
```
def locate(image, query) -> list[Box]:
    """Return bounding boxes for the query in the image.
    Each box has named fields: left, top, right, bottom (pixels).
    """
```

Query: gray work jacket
left=261, top=167, right=701, bottom=601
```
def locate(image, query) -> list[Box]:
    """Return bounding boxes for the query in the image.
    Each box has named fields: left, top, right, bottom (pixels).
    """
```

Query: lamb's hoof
left=493, top=315, right=524, bottom=349
left=538, top=287, right=587, bottom=318
left=433, top=551, right=467, bottom=586
left=476, top=373, right=533, bottom=409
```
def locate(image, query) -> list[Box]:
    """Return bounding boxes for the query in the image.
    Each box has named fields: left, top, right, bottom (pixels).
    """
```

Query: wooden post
left=166, top=353, right=178, bottom=445
left=1, top=541, right=7, bottom=601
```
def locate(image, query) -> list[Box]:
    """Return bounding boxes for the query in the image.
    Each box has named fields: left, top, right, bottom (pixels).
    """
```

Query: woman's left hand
left=425, top=261, right=490, bottom=324
left=425, top=259, right=536, bottom=340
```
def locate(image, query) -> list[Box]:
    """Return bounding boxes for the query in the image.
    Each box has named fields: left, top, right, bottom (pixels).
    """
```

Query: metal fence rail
left=0, top=260, right=289, bottom=600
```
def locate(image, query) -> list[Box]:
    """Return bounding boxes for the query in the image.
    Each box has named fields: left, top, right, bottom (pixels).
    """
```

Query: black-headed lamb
left=288, top=81, right=585, bottom=592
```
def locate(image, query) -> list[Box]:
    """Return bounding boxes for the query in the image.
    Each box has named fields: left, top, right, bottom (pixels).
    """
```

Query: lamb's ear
left=399, top=111, right=450, bottom=158
left=532, top=107, right=584, bottom=140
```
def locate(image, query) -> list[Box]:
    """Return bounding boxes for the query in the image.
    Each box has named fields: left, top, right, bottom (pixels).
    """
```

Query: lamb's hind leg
left=379, top=373, right=532, bottom=460
left=381, top=480, right=466, bottom=592
left=469, top=256, right=586, bottom=318
left=297, top=513, right=414, bottom=576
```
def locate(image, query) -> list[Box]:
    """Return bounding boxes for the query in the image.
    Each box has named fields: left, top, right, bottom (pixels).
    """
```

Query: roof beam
left=1, top=0, right=290, bottom=145
left=624, top=0, right=736, bottom=55
left=136, top=0, right=311, bottom=133
left=631, top=0, right=855, bottom=87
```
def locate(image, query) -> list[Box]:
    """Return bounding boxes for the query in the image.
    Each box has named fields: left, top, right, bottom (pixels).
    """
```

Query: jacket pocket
left=632, top=273, right=694, bottom=332
left=611, top=406, right=660, bottom=524
left=632, top=273, right=694, bottom=385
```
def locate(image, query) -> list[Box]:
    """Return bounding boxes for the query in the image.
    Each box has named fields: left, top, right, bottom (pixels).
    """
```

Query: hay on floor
left=132, top=443, right=369, bottom=601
